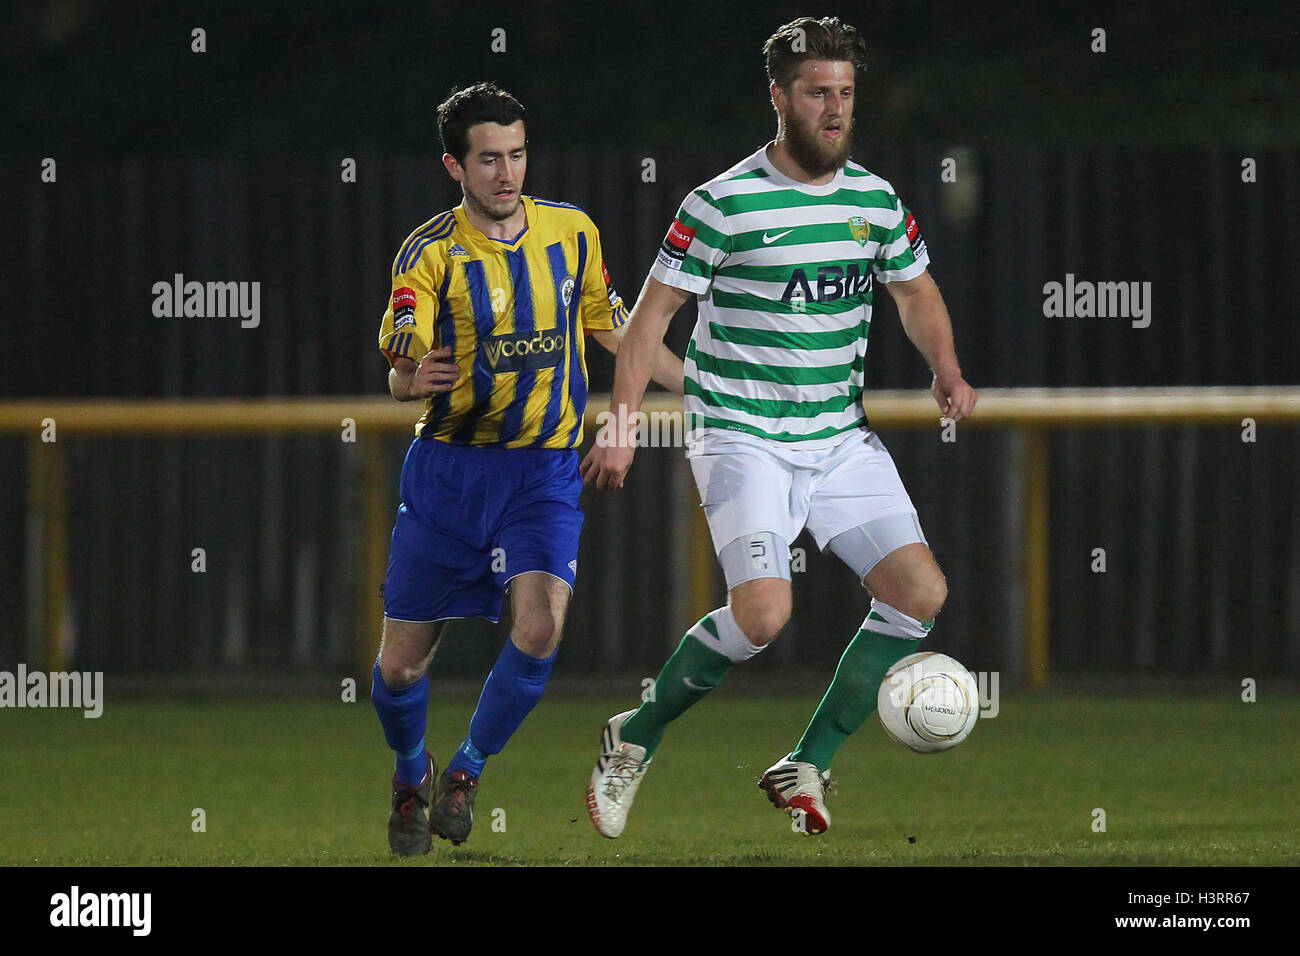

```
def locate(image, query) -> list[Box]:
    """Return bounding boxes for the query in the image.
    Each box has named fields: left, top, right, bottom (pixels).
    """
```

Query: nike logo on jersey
left=762, top=229, right=794, bottom=244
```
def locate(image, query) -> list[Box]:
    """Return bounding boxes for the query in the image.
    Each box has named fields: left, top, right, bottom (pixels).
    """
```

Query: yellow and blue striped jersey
left=378, top=195, right=629, bottom=448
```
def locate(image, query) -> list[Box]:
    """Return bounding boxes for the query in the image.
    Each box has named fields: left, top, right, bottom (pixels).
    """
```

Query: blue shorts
left=383, top=437, right=584, bottom=623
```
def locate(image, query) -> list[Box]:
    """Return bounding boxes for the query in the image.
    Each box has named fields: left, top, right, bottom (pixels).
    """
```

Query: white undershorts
left=688, top=426, right=926, bottom=561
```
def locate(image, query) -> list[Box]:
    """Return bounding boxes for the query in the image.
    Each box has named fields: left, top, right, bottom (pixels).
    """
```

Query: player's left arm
left=884, top=270, right=977, bottom=423
left=591, top=323, right=684, bottom=395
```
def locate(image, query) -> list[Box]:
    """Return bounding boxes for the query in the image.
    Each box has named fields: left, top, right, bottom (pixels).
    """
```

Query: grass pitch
left=1, top=692, right=1296, bottom=866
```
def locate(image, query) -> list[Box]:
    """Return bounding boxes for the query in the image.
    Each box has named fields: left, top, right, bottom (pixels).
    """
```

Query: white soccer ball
left=877, top=652, right=980, bottom=753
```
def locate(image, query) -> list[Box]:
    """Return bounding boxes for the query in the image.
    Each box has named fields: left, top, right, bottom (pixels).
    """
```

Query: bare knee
left=882, top=569, right=947, bottom=623
left=510, top=607, right=564, bottom=657
left=378, top=618, right=440, bottom=687
left=730, top=578, right=792, bottom=646
left=906, top=572, right=948, bottom=622
left=865, top=545, right=948, bottom=623
left=380, top=658, right=424, bottom=687
left=508, top=573, right=571, bottom=657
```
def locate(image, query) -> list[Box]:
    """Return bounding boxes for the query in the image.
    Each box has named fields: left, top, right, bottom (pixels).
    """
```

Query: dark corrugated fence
left=1, top=148, right=1296, bottom=682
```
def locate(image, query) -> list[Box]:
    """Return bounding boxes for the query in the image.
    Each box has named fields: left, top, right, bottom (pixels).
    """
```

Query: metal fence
left=1, top=147, right=1298, bottom=685
left=4, top=389, right=1298, bottom=689
left=2, top=147, right=1296, bottom=400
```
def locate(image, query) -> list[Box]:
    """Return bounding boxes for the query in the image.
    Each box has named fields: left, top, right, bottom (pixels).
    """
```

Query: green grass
left=2, top=693, right=1297, bottom=865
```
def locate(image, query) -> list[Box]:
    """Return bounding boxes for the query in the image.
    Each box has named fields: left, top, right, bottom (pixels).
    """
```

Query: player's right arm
left=388, top=350, right=459, bottom=401
left=579, top=276, right=690, bottom=490
left=581, top=191, right=729, bottom=490
left=379, top=239, right=459, bottom=401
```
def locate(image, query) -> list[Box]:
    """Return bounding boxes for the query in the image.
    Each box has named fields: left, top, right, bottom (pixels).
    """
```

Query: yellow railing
left=7, top=387, right=1299, bottom=685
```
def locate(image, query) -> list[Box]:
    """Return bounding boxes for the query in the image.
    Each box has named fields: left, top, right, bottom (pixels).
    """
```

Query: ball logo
left=923, top=703, right=959, bottom=716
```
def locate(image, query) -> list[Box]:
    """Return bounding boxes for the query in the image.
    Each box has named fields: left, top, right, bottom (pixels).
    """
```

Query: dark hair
left=762, top=17, right=868, bottom=89
left=437, top=82, right=527, bottom=163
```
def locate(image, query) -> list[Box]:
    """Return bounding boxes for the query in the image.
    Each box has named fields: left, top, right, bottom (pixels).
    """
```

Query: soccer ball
left=877, top=652, right=980, bottom=753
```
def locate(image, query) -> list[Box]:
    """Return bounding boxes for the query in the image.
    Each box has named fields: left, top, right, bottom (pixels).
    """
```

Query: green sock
left=620, top=634, right=733, bottom=758
left=790, top=629, right=920, bottom=771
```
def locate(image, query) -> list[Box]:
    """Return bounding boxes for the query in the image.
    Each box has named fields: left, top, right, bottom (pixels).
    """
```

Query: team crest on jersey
left=848, top=216, right=870, bottom=246
left=447, top=244, right=469, bottom=258
left=561, top=276, right=576, bottom=307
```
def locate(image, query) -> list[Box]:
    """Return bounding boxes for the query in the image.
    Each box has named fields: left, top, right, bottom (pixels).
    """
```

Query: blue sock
left=449, top=736, right=491, bottom=779
left=447, top=640, right=556, bottom=778
left=371, top=659, right=430, bottom=786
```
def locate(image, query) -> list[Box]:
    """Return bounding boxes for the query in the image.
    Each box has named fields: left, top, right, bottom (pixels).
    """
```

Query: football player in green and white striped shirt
left=582, top=16, right=977, bottom=838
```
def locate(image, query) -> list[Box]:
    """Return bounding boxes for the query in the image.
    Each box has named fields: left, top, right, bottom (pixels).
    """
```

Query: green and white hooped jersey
left=651, top=143, right=929, bottom=450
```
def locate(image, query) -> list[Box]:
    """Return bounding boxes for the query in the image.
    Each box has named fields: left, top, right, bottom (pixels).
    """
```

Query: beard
left=463, top=179, right=522, bottom=222
left=781, top=106, right=853, bottom=178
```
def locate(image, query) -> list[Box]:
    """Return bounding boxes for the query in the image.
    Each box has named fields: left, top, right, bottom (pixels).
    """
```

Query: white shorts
left=689, top=427, right=926, bottom=573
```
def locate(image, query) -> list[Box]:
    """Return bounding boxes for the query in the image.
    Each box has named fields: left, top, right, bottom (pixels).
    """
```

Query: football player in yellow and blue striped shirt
left=371, top=82, right=682, bottom=855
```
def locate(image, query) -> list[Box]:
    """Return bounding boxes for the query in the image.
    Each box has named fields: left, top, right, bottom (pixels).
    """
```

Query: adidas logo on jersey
left=447, top=244, right=469, bottom=258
